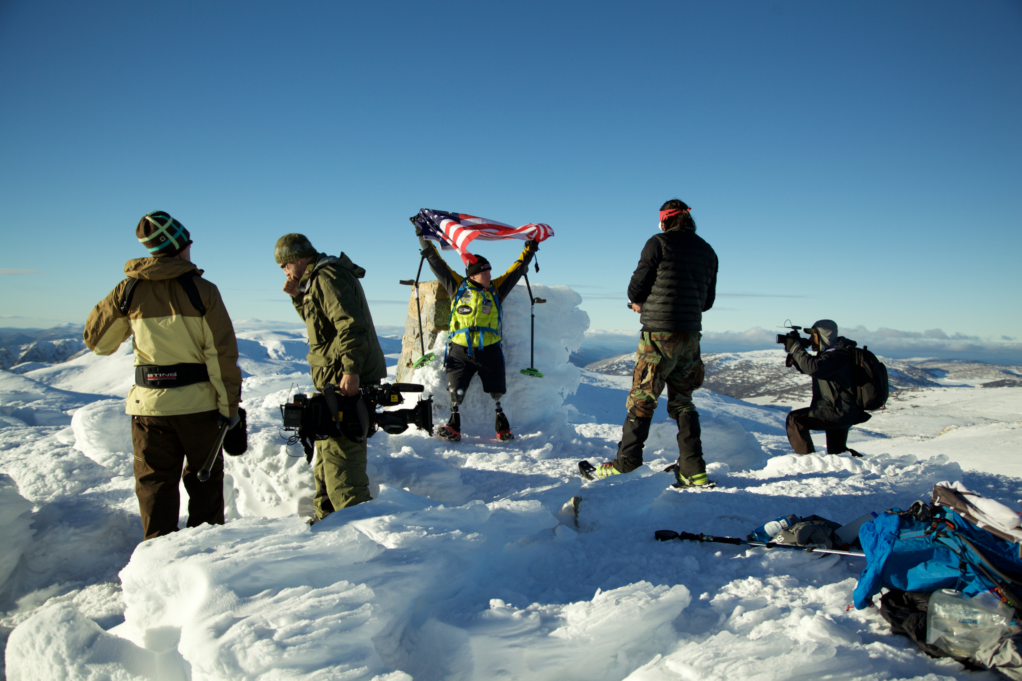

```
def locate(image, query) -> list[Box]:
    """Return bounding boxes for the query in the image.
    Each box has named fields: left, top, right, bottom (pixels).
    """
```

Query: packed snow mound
left=0, top=474, right=34, bottom=596
left=71, top=399, right=134, bottom=477
left=0, top=369, right=104, bottom=428
left=23, top=340, right=136, bottom=398
left=4, top=301, right=1022, bottom=680
left=409, top=283, right=588, bottom=432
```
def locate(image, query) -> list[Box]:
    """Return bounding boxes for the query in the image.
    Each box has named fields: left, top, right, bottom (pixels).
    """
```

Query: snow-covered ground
left=1, top=283, right=1020, bottom=680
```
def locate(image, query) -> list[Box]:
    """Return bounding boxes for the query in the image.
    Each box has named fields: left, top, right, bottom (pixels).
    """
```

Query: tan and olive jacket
left=84, top=257, right=242, bottom=418
left=290, top=252, right=387, bottom=390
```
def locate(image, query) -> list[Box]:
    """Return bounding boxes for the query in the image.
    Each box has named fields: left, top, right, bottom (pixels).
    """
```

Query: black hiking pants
left=786, top=408, right=850, bottom=455
left=445, top=343, right=506, bottom=402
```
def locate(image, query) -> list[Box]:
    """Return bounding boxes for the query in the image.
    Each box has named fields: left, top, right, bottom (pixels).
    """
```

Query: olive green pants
left=313, top=434, right=371, bottom=520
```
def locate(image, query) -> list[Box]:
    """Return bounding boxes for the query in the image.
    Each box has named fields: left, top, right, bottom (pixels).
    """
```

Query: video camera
left=775, top=324, right=812, bottom=350
left=280, top=382, right=434, bottom=462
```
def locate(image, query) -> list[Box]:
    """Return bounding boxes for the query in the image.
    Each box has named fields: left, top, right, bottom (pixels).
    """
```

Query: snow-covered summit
left=1, top=283, right=1020, bottom=680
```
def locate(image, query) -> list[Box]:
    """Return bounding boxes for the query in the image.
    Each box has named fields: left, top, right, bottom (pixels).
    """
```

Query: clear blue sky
left=1, top=1, right=1020, bottom=354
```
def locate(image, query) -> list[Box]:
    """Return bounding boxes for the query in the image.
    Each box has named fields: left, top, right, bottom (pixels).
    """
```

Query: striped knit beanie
left=136, top=211, right=192, bottom=257
left=274, top=233, right=318, bottom=265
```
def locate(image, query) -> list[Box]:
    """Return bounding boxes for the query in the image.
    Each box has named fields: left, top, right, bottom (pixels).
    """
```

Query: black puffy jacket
left=789, top=327, right=868, bottom=426
left=627, top=226, right=718, bottom=332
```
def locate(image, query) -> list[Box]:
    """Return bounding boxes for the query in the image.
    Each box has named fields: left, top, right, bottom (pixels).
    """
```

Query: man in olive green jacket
left=85, top=211, right=242, bottom=540
left=276, top=233, right=386, bottom=521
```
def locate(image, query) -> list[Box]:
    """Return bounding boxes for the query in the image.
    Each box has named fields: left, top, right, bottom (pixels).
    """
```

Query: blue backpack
left=854, top=486, right=1022, bottom=615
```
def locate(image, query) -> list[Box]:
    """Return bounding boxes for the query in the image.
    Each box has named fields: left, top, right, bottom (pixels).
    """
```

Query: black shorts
left=445, top=343, right=506, bottom=395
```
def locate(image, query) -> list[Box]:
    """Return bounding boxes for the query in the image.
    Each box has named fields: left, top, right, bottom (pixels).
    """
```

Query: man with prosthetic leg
left=415, top=225, right=538, bottom=442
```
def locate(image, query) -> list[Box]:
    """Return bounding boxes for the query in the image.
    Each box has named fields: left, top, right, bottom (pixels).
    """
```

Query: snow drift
left=2, top=281, right=1021, bottom=680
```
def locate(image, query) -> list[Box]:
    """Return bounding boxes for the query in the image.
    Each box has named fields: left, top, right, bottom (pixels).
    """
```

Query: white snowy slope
left=1, top=282, right=1020, bottom=680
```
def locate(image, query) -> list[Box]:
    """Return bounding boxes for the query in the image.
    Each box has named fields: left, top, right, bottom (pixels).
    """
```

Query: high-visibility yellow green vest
left=448, top=282, right=502, bottom=353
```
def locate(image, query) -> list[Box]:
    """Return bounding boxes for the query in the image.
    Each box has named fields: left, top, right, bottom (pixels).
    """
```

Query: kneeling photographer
left=781, top=319, right=868, bottom=457
left=274, top=233, right=388, bottom=522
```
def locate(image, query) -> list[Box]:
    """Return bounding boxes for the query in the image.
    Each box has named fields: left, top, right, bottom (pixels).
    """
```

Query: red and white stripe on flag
left=437, top=213, right=553, bottom=263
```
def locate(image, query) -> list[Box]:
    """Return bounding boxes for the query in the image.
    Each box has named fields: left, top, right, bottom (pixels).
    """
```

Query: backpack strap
left=119, top=272, right=206, bottom=316
left=176, top=271, right=207, bottom=316
left=119, top=278, right=140, bottom=315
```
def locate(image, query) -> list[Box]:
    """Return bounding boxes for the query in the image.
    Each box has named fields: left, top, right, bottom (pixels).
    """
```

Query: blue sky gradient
left=1, top=1, right=1019, bottom=360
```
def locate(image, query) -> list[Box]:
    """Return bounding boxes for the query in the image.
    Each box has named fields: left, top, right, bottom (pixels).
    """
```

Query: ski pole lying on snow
left=197, top=421, right=231, bottom=483
left=655, top=530, right=866, bottom=558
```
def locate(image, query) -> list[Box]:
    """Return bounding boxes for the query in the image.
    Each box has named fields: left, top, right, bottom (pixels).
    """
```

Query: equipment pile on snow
left=854, top=482, right=1022, bottom=677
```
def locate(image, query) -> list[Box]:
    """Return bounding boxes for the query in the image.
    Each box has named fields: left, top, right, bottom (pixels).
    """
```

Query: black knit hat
left=465, top=255, right=492, bottom=277
left=136, top=211, right=192, bottom=257
left=274, top=233, right=318, bottom=265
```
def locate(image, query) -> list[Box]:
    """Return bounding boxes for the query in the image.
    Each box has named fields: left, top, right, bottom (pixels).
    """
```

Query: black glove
left=409, top=216, right=423, bottom=237
left=219, top=413, right=241, bottom=430
left=783, top=333, right=801, bottom=354
left=527, top=239, right=539, bottom=252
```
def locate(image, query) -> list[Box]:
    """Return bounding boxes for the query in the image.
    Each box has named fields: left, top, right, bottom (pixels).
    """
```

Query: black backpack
left=849, top=345, right=889, bottom=411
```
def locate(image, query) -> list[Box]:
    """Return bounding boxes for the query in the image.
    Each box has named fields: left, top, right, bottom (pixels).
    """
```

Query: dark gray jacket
left=628, top=226, right=717, bottom=332
left=789, top=323, right=867, bottom=426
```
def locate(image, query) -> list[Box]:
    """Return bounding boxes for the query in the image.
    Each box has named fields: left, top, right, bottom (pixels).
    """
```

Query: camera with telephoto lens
left=361, top=383, right=434, bottom=436
left=280, top=383, right=433, bottom=463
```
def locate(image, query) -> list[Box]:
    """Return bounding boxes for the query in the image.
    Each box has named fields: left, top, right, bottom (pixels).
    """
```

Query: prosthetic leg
left=438, top=388, right=464, bottom=442
left=493, top=393, right=513, bottom=442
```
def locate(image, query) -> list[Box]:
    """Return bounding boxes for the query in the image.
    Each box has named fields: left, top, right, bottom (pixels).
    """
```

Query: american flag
left=412, top=209, right=554, bottom=265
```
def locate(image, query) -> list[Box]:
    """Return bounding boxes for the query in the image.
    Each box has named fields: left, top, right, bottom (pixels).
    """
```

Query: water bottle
left=749, top=514, right=799, bottom=542
left=927, top=589, right=1019, bottom=657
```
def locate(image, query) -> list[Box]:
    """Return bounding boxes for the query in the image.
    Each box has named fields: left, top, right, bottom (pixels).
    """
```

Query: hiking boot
left=495, top=409, right=514, bottom=442
left=578, top=460, right=621, bottom=481
left=616, top=415, right=652, bottom=473
left=676, top=411, right=708, bottom=475
left=672, top=471, right=715, bottom=489
left=438, top=411, right=461, bottom=442
left=847, top=448, right=863, bottom=458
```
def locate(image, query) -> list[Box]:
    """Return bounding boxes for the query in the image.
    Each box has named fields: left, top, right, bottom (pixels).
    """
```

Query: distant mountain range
left=0, top=325, right=404, bottom=372
left=0, top=325, right=88, bottom=371
left=4, top=326, right=1020, bottom=402
left=584, top=348, right=1022, bottom=402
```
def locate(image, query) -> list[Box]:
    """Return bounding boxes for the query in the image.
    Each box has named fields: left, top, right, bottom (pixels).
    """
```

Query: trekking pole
left=520, top=271, right=546, bottom=378
left=399, top=253, right=435, bottom=370
left=198, top=421, right=232, bottom=483
left=655, top=530, right=866, bottom=558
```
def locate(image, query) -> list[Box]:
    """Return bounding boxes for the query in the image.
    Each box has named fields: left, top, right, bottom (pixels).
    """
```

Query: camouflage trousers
left=625, top=330, right=704, bottom=419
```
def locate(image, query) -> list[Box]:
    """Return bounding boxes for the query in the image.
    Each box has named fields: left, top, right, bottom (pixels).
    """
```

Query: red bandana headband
left=659, top=207, right=690, bottom=222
